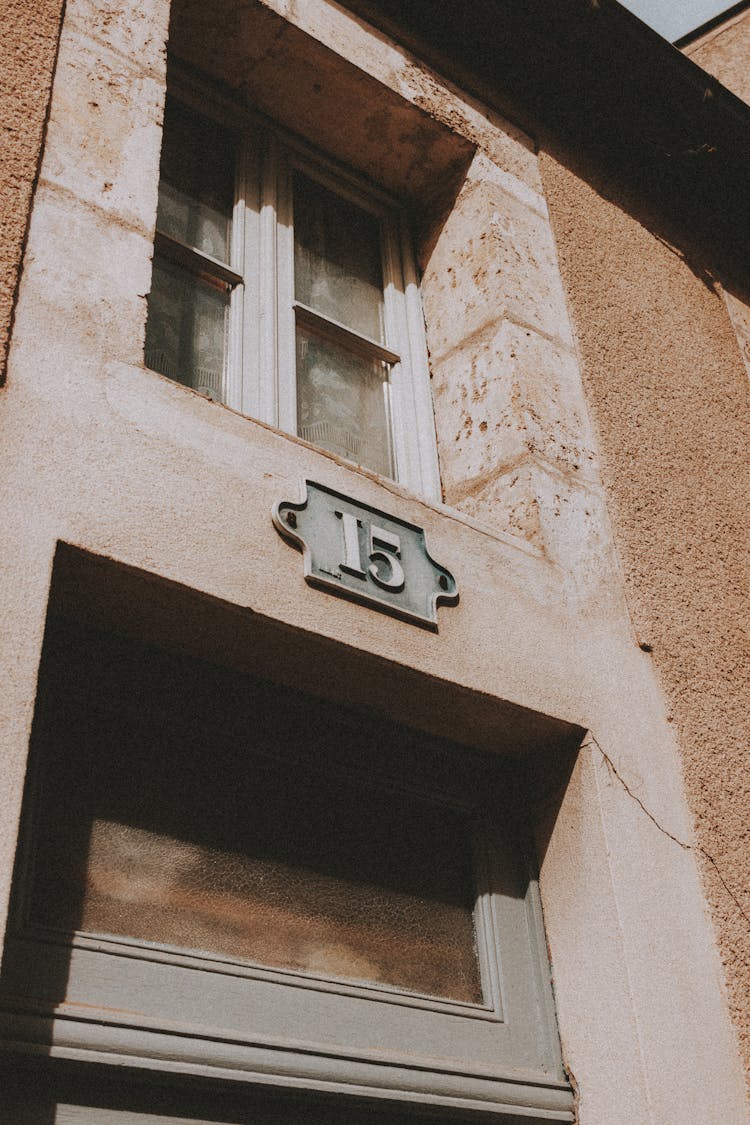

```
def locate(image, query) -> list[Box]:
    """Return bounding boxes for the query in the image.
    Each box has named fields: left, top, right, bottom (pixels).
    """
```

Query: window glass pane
left=296, top=328, right=393, bottom=476
left=156, top=99, right=235, bottom=264
left=145, top=256, right=229, bottom=402
left=293, top=172, right=384, bottom=341
left=28, top=622, right=483, bottom=1006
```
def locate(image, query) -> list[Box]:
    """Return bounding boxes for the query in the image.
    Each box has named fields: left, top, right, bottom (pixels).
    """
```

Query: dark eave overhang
left=342, top=0, right=750, bottom=283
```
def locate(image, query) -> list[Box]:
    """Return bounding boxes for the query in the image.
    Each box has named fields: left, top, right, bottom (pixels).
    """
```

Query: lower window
left=0, top=614, right=572, bottom=1121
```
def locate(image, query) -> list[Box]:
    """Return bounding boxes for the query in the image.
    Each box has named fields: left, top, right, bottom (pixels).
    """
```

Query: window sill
left=0, top=1002, right=574, bottom=1121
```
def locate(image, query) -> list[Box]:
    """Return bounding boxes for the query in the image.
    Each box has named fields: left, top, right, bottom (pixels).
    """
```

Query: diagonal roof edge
left=341, top=0, right=750, bottom=285
left=674, top=1, right=750, bottom=49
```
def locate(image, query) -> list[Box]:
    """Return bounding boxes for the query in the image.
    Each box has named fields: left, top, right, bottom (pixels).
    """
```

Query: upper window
left=144, top=80, right=441, bottom=500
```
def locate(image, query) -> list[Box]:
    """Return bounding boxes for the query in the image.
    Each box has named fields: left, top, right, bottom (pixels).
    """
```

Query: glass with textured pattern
left=29, top=624, right=483, bottom=1004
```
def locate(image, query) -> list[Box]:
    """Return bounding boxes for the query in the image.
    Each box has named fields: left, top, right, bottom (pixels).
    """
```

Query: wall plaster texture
left=724, top=284, right=750, bottom=382
left=539, top=145, right=750, bottom=1107
left=688, top=7, right=750, bottom=391
left=0, top=0, right=747, bottom=1120
left=0, top=0, right=65, bottom=381
left=684, top=7, right=750, bottom=106
left=683, top=12, right=750, bottom=389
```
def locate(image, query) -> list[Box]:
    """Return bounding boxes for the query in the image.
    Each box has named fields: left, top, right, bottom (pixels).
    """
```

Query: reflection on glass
left=296, top=329, right=392, bottom=476
left=156, top=98, right=235, bottom=263
left=294, top=171, right=384, bottom=341
left=30, top=623, right=484, bottom=1004
left=145, top=257, right=229, bottom=401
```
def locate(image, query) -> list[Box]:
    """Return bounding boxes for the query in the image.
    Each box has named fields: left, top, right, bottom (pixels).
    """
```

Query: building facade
left=0, top=0, right=749, bottom=1121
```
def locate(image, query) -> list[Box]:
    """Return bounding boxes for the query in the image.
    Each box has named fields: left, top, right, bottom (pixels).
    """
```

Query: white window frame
left=151, top=68, right=442, bottom=503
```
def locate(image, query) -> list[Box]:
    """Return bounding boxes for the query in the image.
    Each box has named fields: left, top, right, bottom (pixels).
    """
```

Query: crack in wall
left=583, top=735, right=750, bottom=931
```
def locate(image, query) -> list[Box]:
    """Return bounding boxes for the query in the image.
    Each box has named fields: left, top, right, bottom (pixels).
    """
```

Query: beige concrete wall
left=0, top=0, right=64, bottom=381
left=539, top=146, right=750, bottom=1099
left=684, top=7, right=750, bottom=105
left=0, top=0, right=748, bottom=1119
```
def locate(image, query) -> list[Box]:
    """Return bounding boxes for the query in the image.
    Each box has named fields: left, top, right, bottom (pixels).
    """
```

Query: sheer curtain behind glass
left=293, top=172, right=393, bottom=477
left=145, top=100, right=235, bottom=402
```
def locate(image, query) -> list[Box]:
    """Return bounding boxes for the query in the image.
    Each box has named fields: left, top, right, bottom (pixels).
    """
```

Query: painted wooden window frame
left=0, top=615, right=573, bottom=1122
left=146, top=67, right=442, bottom=503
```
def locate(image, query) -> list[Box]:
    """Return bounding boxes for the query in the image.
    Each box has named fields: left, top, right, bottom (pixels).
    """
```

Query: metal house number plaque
left=273, top=481, right=458, bottom=629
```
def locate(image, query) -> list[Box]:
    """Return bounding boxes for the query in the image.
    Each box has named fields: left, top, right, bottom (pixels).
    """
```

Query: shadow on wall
left=166, top=0, right=476, bottom=273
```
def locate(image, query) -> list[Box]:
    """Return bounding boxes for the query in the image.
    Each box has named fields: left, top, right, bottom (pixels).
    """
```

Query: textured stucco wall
left=684, top=7, right=750, bottom=105
left=683, top=11, right=750, bottom=391
left=0, top=0, right=64, bottom=381
left=540, top=147, right=750, bottom=1092
left=724, top=285, right=750, bottom=381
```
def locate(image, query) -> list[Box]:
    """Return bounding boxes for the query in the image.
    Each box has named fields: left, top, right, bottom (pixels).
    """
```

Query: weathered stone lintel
left=431, top=316, right=599, bottom=487
left=443, top=452, right=615, bottom=582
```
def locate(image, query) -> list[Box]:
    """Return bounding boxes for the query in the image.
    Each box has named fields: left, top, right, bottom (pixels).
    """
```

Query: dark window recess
left=26, top=618, right=484, bottom=1004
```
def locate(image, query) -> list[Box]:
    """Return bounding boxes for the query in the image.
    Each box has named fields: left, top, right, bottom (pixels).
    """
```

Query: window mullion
left=258, top=132, right=283, bottom=429
left=225, top=136, right=250, bottom=413
left=380, top=213, right=408, bottom=489
left=275, top=146, right=297, bottom=437
left=238, top=131, right=261, bottom=419
left=382, top=212, right=441, bottom=502
left=399, top=212, right=442, bottom=502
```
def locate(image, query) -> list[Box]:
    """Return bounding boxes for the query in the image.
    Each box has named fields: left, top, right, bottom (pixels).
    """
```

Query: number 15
left=336, top=511, right=405, bottom=593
